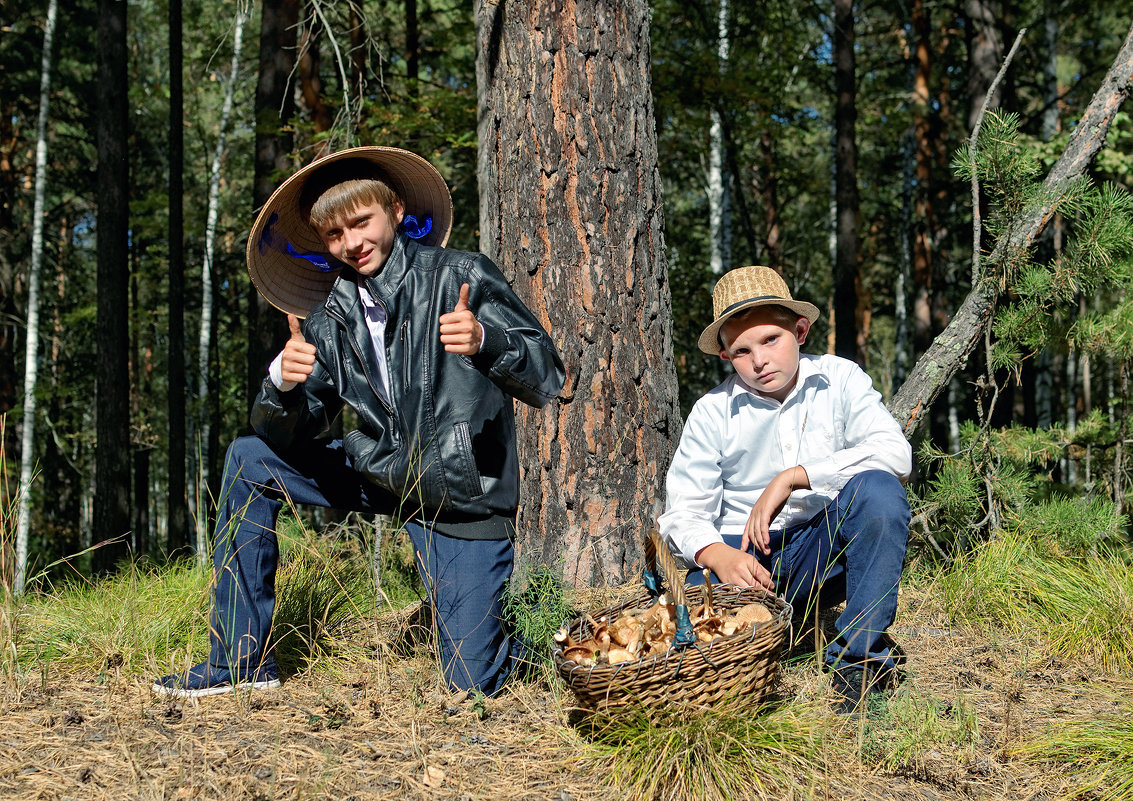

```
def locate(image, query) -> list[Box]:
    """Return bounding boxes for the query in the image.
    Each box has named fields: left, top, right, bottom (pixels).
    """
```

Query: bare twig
left=969, top=29, right=1027, bottom=286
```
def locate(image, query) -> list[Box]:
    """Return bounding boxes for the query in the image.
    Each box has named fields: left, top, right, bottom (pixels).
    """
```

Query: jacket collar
left=324, top=232, right=415, bottom=315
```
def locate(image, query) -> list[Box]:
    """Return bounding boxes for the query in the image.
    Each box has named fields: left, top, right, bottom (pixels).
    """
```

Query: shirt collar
left=727, top=354, right=829, bottom=411
left=356, top=282, right=385, bottom=321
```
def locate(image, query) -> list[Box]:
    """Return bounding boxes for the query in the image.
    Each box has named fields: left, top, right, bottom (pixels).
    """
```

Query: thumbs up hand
left=439, top=283, right=483, bottom=355
left=280, top=313, right=317, bottom=384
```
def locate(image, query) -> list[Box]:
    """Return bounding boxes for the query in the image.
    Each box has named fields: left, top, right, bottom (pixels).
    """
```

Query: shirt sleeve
left=658, top=398, right=729, bottom=568
left=268, top=350, right=298, bottom=393
left=799, top=361, right=912, bottom=493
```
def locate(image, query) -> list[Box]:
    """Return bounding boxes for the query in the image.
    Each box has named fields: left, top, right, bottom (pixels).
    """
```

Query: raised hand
left=280, top=313, right=317, bottom=384
left=438, top=283, right=483, bottom=355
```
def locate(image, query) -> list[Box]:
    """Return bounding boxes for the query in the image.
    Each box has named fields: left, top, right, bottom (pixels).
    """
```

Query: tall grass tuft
left=19, top=559, right=211, bottom=675
left=271, top=531, right=377, bottom=675
left=939, top=528, right=1133, bottom=673
left=580, top=698, right=842, bottom=801
left=1016, top=692, right=1133, bottom=801
left=858, top=686, right=979, bottom=772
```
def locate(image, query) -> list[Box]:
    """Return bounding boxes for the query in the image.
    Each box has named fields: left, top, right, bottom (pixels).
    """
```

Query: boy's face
left=719, top=308, right=810, bottom=403
left=314, top=200, right=404, bottom=278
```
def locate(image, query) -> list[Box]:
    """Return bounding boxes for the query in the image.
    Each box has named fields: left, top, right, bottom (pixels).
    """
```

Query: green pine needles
left=918, top=111, right=1133, bottom=551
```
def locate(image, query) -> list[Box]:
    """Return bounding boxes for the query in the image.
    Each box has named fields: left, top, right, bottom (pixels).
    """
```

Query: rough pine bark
left=475, top=0, right=681, bottom=587
left=890, top=22, right=1133, bottom=436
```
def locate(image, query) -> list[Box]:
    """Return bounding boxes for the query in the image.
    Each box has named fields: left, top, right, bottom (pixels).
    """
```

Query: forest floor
left=0, top=583, right=1120, bottom=801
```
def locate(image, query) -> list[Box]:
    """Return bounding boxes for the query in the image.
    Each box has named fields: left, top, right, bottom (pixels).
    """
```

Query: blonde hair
left=719, top=305, right=804, bottom=349
left=299, top=158, right=403, bottom=230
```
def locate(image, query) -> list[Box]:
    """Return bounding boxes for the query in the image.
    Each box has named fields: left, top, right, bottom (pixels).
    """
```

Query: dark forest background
left=1, top=0, right=1130, bottom=586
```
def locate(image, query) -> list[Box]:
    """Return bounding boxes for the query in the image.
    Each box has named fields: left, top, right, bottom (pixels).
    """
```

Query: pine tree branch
left=890, top=22, right=1133, bottom=438
left=969, top=29, right=1026, bottom=286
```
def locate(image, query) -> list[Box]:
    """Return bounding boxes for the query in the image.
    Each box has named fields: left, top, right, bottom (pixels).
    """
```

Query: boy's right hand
left=695, top=542, right=774, bottom=590
left=280, top=314, right=316, bottom=384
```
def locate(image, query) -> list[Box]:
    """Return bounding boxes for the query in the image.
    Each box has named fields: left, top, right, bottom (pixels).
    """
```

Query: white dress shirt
left=659, top=353, right=912, bottom=567
left=270, top=283, right=391, bottom=402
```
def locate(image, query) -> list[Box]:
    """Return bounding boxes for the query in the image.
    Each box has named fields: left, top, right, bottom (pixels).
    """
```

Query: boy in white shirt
left=659, top=265, right=912, bottom=709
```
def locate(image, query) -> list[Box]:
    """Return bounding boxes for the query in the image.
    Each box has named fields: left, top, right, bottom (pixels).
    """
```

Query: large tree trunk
left=92, top=0, right=131, bottom=572
left=910, top=0, right=935, bottom=356
left=832, top=0, right=863, bottom=363
left=15, top=0, right=58, bottom=593
left=166, top=0, right=189, bottom=555
left=248, top=0, right=300, bottom=413
left=890, top=22, right=1133, bottom=436
left=475, top=0, right=682, bottom=587
left=298, top=15, right=334, bottom=137
left=965, top=0, right=1004, bottom=131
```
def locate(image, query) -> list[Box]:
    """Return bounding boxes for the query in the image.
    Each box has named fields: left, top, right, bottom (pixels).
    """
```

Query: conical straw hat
left=246, top=146, right=453, bottom=317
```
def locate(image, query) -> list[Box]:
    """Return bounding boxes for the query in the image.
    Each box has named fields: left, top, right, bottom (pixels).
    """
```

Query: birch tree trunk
left=890, top=22, right=1133, bottom=436
left=15, top=0, right=58, bottom=594
left=191, top=8, right=246, bottom=561
left=475, top=0, right=681, bottom=586
left=707, top=0, right=730, bottom=276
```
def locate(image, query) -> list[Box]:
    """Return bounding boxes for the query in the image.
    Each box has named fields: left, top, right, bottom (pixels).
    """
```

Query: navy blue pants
left=209, top=435, right=514, bottom=696
left=687, top=470, right=910, bottom=671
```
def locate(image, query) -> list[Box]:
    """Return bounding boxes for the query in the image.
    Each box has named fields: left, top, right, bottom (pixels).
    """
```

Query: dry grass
left=0, top=578, right=1127, bottom=801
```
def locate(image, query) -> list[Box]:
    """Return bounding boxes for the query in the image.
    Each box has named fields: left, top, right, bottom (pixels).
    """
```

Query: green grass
left=1017, top=693, right=1133, bottom=801
left=17, top=559, right=212, bottom=677
left=857, top=686, right=979, bottom=772
left=939, top=529, right=1133, bottom=673
left=272, top=532, right=380, bottom=675
left=579, top=698, right=844, bottom=801
left=6, top=525, right=382, bottom=685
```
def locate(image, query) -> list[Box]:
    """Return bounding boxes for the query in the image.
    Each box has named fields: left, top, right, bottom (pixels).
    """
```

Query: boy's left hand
left=742, top=466, right=811, bottom=556
left=439, top=283, right=483, bottom=355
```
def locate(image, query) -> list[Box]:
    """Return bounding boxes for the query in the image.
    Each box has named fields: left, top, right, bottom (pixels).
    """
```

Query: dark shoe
left=828, top=665, right=899, bottom=714
left=152, top=661, right=280, bottom=699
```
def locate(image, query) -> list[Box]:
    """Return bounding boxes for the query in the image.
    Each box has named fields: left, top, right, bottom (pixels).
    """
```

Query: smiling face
left=719, top=306, right=810, bottom=403
left=314, top=200, right=404, bottom=277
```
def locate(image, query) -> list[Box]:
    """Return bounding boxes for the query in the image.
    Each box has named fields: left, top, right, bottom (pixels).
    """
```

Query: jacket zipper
left=400, top=320, right=411, bottom=388
left=326, top=303, right=397, bottom=422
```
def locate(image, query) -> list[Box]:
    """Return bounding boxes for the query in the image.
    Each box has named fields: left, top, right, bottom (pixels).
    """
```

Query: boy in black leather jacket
left=154, top=146, right=565, bottom=699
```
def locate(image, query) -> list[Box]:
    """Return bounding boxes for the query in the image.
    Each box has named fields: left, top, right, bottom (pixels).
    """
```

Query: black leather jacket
left=250, top=234, right=565, bottom=521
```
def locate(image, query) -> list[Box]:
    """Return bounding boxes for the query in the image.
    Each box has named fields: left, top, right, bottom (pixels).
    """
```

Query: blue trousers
left=210, top=435, right=514, bottom=696
left=687, top=470, right=910, bottom=671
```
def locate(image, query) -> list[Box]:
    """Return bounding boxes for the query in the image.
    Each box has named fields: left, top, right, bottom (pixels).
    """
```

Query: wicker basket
left=553, top=531, right=792, bottom=713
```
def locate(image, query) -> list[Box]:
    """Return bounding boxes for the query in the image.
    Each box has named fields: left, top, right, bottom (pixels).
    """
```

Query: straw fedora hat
left=246, top=145, right=453, bottom=317
left=697, top=266, right=821, bottom=354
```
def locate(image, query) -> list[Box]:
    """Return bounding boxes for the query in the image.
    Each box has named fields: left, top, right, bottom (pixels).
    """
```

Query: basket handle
left=642, top=528, right=664, bottom=599
left=647, top=529, right=698, bottom=649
